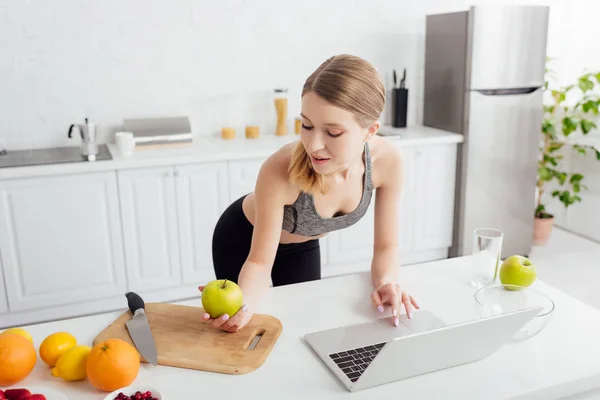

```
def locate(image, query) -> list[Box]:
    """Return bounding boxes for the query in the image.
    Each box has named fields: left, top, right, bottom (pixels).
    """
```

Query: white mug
left=115, top=131, right=135, bottom=157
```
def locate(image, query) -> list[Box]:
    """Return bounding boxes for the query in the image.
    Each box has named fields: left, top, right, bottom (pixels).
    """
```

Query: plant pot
left=533, top=216, right=554, bottom=245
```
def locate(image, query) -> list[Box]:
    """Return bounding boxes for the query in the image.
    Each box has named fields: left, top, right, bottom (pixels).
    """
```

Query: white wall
left=0, top=0, right=598, bottom=150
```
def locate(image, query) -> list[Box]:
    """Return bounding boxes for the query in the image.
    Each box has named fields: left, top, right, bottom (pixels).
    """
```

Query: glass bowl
left=474, top=284, right=555, bottom=341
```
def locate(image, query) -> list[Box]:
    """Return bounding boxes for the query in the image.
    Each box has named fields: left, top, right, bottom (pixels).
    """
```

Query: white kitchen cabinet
left=117, top=167, right=181, bottom=292
left=324, top=144, right=457, bottom=273
left=412, top=144, right=457, bottom=252
left=398, top=147, right=416, bottom=254
left=0, top=172, right=127, bottom=312
left=0, top=259, right=8, bottom=313
left=326, top=194, right=376, bottom=266
left=176, top=162, right=230, bottom=285
left=227, top=158, right=267, bottom=203
left=324, top=146, right=417, bottom=271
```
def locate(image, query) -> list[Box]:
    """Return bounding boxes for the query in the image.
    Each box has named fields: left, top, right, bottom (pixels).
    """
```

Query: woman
left=199, top=54, right=419, bottom=332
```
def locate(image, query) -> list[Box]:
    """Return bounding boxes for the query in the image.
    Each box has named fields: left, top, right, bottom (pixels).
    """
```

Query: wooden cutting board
left=93, top=302, right=283, bottom=374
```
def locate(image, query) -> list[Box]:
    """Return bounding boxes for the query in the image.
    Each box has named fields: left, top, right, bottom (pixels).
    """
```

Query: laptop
left=304, top=307, right=541, bottom=392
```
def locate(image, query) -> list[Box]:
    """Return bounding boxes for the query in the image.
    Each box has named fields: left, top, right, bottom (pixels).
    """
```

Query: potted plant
left=535, top=60, right=600, bottom=245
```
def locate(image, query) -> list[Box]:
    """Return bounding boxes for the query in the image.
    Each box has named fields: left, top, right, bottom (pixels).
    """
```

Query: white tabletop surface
left=3, top=254, right=598, bottom=400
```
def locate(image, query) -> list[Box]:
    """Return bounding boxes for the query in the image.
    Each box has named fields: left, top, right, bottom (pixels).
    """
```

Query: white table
left=4, top=255, right=600, bottom=399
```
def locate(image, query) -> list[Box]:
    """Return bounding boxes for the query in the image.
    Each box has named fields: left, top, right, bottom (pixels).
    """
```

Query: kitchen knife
left=125, top=292, right=158, bottom=366
left=400, top=68, right=406, bottom=88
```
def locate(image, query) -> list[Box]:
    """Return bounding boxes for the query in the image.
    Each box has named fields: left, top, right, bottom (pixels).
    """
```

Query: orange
left=0, top=328, right=34, bottom=344
left=0, top=333, right=37, bottom=386
left=39, top=332, right=77, bottom=367
left=86, top=338, right=140, bottom=392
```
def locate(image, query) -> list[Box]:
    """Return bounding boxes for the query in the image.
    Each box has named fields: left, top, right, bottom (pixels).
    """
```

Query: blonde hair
left=288, top=54, right=385, bottom=194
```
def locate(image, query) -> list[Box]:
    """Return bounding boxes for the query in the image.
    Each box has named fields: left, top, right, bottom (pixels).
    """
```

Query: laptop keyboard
left=328, top=342, right=386, bottom=382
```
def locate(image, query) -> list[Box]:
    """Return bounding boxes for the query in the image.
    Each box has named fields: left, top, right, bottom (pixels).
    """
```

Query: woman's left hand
left=198, top=285, right=252, bottom=333
left=371, top=283, right=420, bottom=327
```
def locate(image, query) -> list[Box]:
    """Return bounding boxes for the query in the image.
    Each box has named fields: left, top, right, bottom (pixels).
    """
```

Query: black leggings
left=211, top=194, right=321, bottom=286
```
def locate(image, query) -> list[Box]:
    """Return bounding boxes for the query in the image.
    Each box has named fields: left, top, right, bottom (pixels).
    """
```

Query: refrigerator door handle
left=473, top=87, right=541, bottom=96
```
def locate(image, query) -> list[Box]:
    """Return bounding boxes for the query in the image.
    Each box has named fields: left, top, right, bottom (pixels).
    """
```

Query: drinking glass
left=471, top=228, right=504, bottom=288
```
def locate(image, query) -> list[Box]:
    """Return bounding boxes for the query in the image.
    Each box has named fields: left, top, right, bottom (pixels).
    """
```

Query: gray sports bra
left=282, top=142, right=373, bottom=237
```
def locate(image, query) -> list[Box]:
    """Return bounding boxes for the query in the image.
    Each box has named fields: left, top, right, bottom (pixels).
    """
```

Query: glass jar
left=274, top=88, right=288, bottom=136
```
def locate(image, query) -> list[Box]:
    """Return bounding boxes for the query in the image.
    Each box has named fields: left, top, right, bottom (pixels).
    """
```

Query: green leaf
left=562, top=117, right=579, bottom=136
left=542, top=120, right=556, bottom=136
left=581, top=119, right=597, bottom=134
left=543, top=154, right=558, bottom=166
left=552, top=190, right=560, bottom=197
left=548, top=142, right=563, bottom=152
left=539, top=166, right=554, bottom=181
left=535, top=204, right=546, bottom=216
left=559, top=190, right=571, bottom=205
left=544, top=105, right=556, bottom=114
left=581, top=100, right=600, bottom=115
left=596, top=150, right=600, bottom=161
left=596, top=72, right=600, bottom=83
left=570, top=173, right=584, bottom=183
left=573, top=183, right=581, bottom=193
left=552, top=90, right=567, bottom=103
left=558, top=190, right=581, bottom=208
left=579, top=77, right=594, bottom=93
left=556, top=171, right=567, bottom=185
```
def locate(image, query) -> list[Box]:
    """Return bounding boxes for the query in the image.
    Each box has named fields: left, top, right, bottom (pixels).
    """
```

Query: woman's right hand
left=198, top=285, right=252, bottom=333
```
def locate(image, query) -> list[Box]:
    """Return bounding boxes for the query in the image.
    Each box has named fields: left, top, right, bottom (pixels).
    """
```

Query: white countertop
left=0, top=125, right=463, bottom=180
left=6, top=254, right=600, bottom=400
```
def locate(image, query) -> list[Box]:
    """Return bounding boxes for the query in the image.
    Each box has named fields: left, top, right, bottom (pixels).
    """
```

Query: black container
left=392, top=88, right=408, bottom=128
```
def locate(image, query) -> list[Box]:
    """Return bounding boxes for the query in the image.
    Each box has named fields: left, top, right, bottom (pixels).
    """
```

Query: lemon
left=0, top=328, right=33, bottom=344
left=51, top=345, right=91, bottom=381
left=39, top=332, right=77, bottom=367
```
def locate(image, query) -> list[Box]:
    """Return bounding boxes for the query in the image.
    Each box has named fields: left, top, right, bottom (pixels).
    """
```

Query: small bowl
left=474, top=284, right=555, bottom=341
left=103, top=386, right=163, bottom=400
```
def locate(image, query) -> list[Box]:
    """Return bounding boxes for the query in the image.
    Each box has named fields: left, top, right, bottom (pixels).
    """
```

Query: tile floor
left=528, top=227, right=600, bottom=400
left=529, top=227, right=600, bottom=311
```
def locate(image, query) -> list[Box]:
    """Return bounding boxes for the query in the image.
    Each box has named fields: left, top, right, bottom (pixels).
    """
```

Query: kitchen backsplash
left=0, top=0, right=597, bottom=150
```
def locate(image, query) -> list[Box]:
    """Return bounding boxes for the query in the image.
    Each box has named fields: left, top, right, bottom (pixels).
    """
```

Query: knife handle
left=126, top=292, right=145, bottom=314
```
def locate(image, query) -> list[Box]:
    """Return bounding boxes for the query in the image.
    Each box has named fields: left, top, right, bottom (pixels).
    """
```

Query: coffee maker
left=68, top=118, right=98, bottom=161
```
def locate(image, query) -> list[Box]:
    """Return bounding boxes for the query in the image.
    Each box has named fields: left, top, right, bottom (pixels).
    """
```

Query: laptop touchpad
left=398, top=310, right=448, bottom=333
left=337, top=318, right=414, bottom=350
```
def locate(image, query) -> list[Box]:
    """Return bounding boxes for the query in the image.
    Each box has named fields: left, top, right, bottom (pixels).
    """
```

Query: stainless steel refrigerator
left=423, top=5, right=550, bottom=258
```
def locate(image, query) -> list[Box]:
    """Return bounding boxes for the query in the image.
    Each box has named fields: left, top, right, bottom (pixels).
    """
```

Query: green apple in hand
left=201, top=279, right=243, bottom=319
left=499, top=255, right=537, bottom=289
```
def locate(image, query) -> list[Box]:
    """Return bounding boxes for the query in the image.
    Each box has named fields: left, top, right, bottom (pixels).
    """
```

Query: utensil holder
left=392, top=88, right=408, bottom=128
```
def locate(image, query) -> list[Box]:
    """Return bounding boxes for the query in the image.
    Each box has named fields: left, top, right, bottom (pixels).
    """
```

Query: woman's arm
left=370, top=145, right=419, bottom=324
left=204, top=148, right=294, bottom=332
left=371, top=145, right=402, bottom=288
left=237, top=155, right=291, bottom=308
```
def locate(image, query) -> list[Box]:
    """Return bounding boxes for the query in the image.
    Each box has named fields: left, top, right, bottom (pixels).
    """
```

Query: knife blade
left=125, top=292, right=158, bottom=366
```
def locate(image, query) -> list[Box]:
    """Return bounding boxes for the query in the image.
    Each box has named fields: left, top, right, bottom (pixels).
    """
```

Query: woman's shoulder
left=255, top=140, right=300, bottom=200
left=368, top=135, right=404, bottom=189
left=261, top=141, right=296, bottom=177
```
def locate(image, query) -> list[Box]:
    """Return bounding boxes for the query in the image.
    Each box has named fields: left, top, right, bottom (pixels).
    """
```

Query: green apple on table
left=201, top=279, right=244, bottom=318
left=499, top=255, right=537, bottom=289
